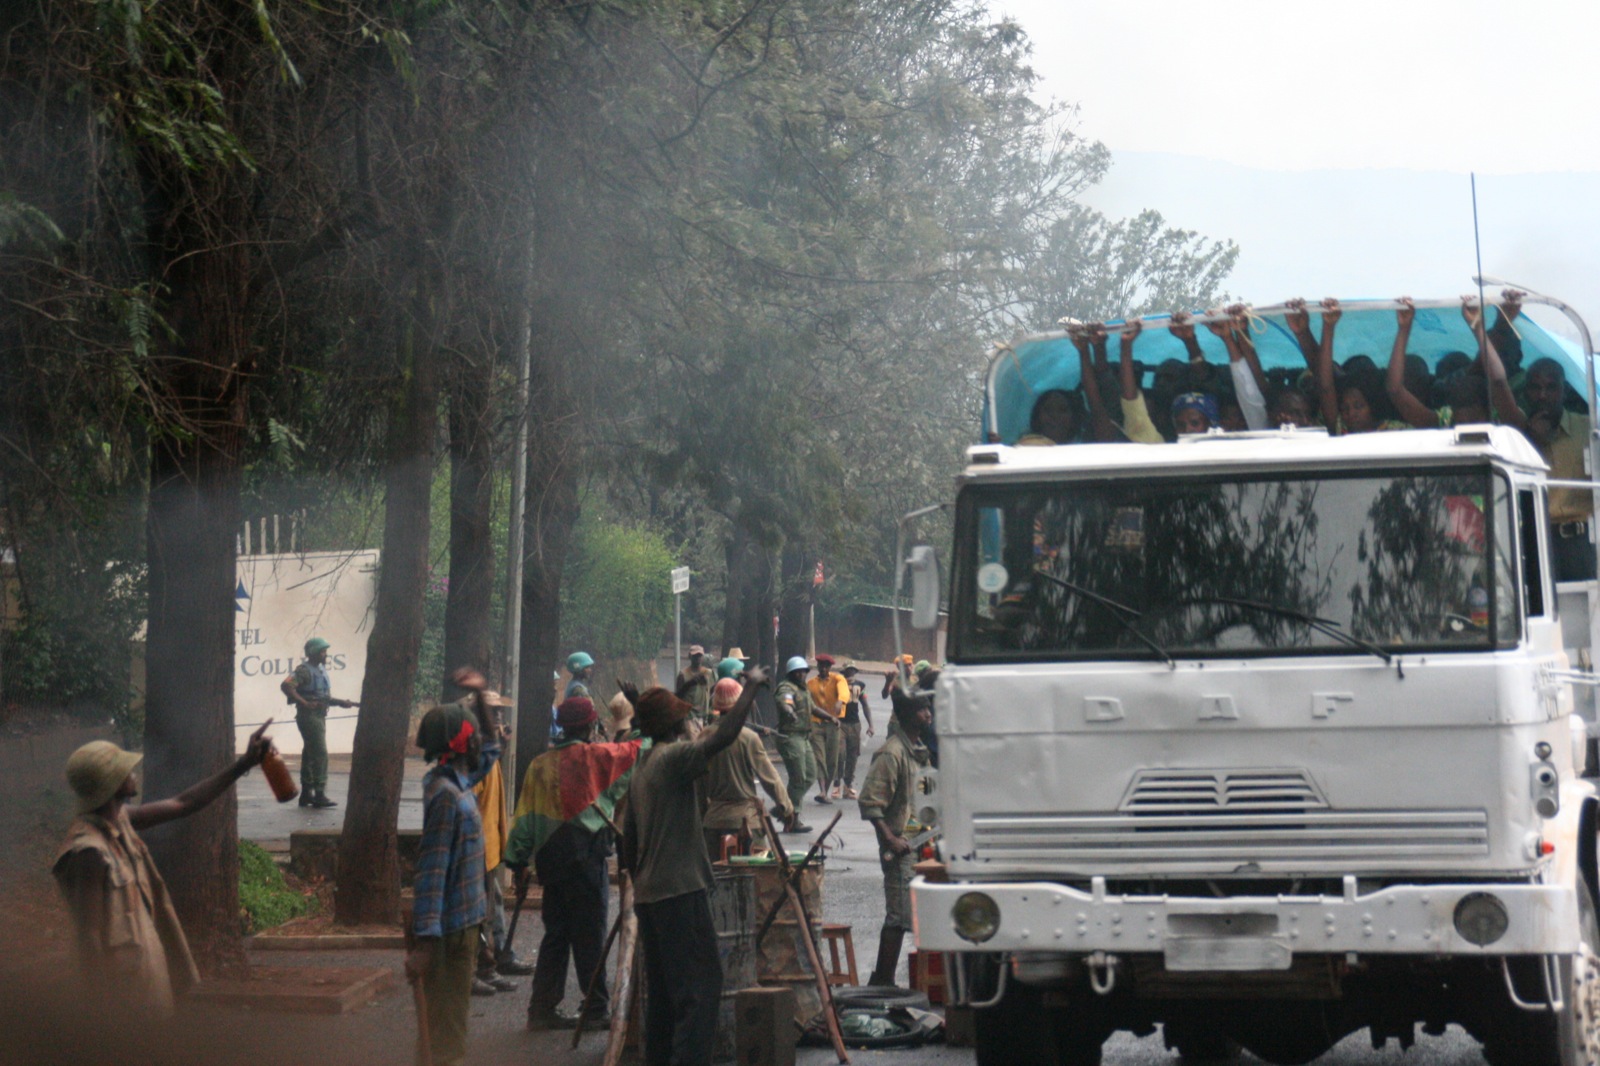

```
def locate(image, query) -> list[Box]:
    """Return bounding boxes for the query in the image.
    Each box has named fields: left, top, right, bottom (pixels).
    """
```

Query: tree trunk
left=777, top=543, right=810, bottom=665
left=141, top=404, right=247, bottom=975
left=137, top=166, right=252, bottom=976
left=513, top=436, right=578, bottom=785
left=334, top=300, right=440, bottom=926
left=441, top=342, right=495, bottom=698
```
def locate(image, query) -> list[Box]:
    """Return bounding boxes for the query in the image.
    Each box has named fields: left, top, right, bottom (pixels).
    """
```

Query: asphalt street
left=236, top=723, right=1498, bottom=1064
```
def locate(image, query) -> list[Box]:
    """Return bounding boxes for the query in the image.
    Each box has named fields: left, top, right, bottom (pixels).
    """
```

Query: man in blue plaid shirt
left=405, top=699, right=502, bottom=1066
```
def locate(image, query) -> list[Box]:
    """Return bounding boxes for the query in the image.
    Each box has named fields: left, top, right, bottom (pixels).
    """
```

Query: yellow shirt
left=807, top=674, right=850, bottom=720
left=1543, top=411, right=1593, bottom=524
left=473, top=760, right=508, bottom=871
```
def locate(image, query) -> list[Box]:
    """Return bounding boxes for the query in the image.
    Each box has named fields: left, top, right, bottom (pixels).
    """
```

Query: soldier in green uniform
left=773, top=656, right=816, bottom=834
left=280, top=637, right=357, bottom=808
left=675, top=644, right=715, bottom=722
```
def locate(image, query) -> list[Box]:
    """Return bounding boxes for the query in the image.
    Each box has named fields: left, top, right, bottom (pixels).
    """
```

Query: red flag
left=812, top=561, right=825, bottom=587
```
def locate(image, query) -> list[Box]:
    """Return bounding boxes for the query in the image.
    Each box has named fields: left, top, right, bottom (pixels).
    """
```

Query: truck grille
left=972, top=809, right=1491, bottom=865
left=1119, top=768, right=1328, bottom=814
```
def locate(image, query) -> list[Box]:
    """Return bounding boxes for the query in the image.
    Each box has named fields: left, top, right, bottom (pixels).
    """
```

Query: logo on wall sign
left=234, top=580, right=250, bottom=612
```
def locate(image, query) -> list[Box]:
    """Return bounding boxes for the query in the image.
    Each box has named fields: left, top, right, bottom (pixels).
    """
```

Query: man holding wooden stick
left=622, top=666, right=769, bottom=1066
left=405, top=699, right=502, bottom=1066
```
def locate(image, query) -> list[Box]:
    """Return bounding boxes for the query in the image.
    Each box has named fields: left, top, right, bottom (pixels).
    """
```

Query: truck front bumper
left=912, top=875, right=1577, bottom=962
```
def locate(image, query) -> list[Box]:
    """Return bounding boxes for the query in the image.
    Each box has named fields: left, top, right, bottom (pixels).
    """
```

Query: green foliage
left=563, top=508, right=677, bottom=661
left=0, top=192, right=64, bottom=251
left=237, top=839, right=316, bottom=934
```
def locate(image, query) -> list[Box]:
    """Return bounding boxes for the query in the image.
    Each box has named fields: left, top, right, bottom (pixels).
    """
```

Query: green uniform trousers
left=809, top=722, right=840, bottom=798
left=423, top=923, right=480, bottom=1066
left=295, top=708, right=328, bottom=791
left=774, top=733, right=816, bottom=815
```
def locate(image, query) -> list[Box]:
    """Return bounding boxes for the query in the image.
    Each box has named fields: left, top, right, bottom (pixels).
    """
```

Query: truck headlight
left=1454, top=892, right=1509, bottom=946
left=953, top=892, right=1001, bottom=943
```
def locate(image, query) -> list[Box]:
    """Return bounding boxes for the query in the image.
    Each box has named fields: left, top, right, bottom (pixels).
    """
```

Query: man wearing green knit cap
left=281, top=636, right=357, bottom=808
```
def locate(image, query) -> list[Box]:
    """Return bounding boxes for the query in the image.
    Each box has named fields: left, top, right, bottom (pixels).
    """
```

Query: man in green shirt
left=773, top=656, right=816, bottom=834
left=858, top=690, right=933, bottom=987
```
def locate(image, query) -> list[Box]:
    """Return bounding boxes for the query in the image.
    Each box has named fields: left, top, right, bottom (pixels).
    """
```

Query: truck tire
left=1483, top=881, right=1600, bottom=1066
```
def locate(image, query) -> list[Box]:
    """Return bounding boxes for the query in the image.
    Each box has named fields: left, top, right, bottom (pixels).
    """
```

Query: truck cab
left=907, top=296, right=1600, bottom=1066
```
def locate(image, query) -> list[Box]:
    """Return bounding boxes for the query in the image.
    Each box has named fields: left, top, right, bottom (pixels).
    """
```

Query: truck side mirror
left=908, top=545, right=941, bottom=630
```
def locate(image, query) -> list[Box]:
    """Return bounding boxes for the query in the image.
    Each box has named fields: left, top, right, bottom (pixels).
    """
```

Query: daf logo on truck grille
left=1118, top=768, right=1329, bottom=813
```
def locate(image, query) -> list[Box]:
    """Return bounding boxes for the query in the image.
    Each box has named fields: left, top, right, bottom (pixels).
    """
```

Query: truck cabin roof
left=983, top=296, right=1593, bottom=447
left=963, top=424, right=1548, bottom=482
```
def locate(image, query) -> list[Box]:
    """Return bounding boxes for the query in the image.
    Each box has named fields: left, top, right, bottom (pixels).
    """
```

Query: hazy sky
left=990, top=0, right=1600, bottom=174
left=987, top=0, right=1600, bottom=340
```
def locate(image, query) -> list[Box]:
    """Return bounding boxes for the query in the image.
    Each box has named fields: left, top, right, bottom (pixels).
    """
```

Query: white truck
left=903, top=294, right=1600, bottom=1065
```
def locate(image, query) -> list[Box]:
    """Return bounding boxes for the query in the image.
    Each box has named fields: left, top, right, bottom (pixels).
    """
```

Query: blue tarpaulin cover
left=985, top=303, right=1590, bottom=445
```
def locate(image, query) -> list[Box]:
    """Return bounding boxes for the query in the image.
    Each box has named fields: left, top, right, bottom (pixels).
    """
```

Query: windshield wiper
left=1033, top=571, right=1174, bottom=667
left=1184, top=595, right=1392, bottom=665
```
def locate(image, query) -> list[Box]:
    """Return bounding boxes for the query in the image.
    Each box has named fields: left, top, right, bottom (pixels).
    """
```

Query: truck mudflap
left=912, top=874, right=1578, bottom=961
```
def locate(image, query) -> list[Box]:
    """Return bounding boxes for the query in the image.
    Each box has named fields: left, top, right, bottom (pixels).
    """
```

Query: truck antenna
left=1471, top=173, right=1490, bottom=408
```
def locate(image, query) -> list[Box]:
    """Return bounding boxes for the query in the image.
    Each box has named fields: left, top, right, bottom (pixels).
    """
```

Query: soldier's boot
left=867, top=927, right=905, bottom=988
left=310, top=789, right=337, bottom=808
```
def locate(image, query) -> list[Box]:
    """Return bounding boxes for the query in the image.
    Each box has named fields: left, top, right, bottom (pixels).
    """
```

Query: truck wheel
left=1484, top=882, right=1600, bottom=1066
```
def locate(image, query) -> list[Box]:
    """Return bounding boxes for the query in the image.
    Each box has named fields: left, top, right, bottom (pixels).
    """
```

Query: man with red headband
left=406, top=697, right=503, bottom=1066
left=506, top=692, right=642, bottom=1030
left=622, top=667, right=769, bottom=1066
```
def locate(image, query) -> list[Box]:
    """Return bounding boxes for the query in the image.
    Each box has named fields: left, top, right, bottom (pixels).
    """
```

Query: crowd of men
left=1022, top=291, right=1594, bottom=580
left=50, top=640, right=940, bottom=1066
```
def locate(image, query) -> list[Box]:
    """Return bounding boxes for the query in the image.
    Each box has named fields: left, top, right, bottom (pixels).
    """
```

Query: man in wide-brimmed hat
left=407, top=697, right=503, bottom=1066
left=621, top=667, right=768, bottom=1066
left=507, top=692, right=642, bottom=1030
left=53, top=721, right=275, bottom=1016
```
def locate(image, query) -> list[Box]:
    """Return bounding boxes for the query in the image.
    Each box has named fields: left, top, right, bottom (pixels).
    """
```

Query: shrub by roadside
left=239, top=839, right=317, bottom=934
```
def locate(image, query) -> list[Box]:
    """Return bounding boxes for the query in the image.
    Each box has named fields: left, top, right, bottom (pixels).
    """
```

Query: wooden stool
left=819, top=923, right=858, bottom=987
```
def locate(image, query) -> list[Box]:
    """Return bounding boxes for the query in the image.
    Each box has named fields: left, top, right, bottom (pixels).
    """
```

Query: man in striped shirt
left=405, top=700, right=502, bottom=1066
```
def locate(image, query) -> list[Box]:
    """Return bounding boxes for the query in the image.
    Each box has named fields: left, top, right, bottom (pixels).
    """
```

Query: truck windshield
left=952, top=466, right=1518, bottom=662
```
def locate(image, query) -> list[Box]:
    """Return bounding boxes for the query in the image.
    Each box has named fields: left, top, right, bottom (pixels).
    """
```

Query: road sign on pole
left=671, top=566, right=690, bottom=677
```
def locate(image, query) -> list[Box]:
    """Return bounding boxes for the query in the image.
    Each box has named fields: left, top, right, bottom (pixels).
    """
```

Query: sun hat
left=566, top=651, right=595, bottom=672
left=688, top=644, right=706, bottom=656
left=65, top=741, right=143, bottom=814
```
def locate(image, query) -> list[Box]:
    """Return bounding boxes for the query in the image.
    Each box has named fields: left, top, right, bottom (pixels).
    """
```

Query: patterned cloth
left=504, top=737, right=643, bottom=869
left=413, top=740, right=499, bottom=940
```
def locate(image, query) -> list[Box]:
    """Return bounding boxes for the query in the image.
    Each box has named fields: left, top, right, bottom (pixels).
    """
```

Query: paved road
left=237, top=726, right=1495, bottom=1064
